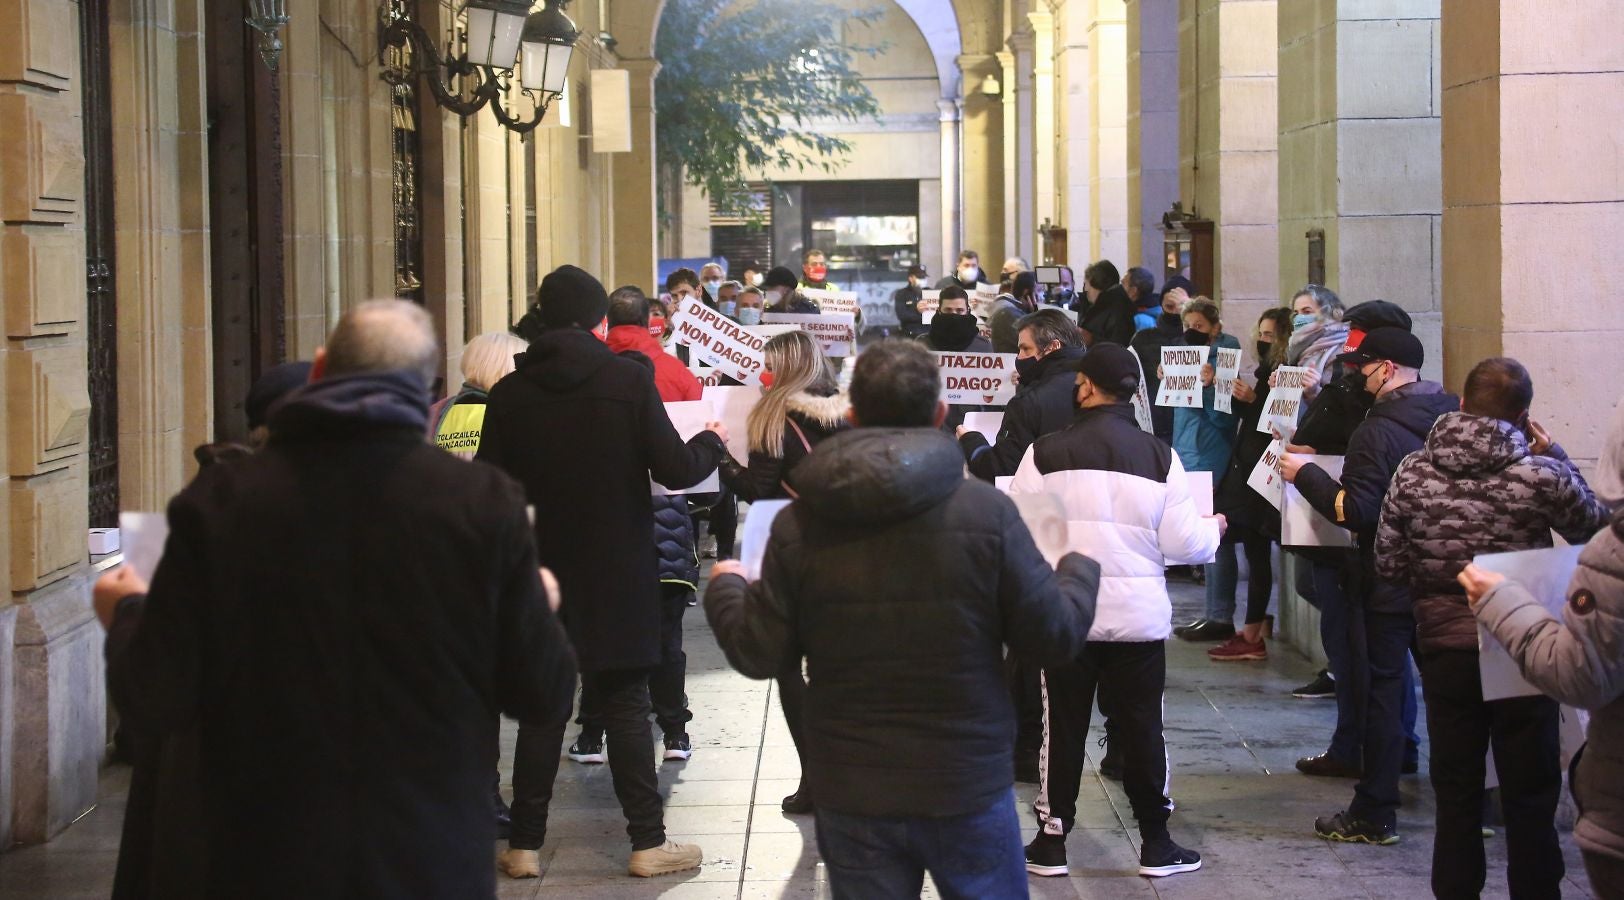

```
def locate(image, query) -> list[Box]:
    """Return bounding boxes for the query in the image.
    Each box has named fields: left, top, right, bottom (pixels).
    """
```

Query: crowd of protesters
left=89, top=252, right=1624, bottom=899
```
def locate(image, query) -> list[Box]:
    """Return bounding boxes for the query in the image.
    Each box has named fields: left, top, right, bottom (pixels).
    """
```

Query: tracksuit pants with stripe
left=1037, top=640, right=1173, bottom=842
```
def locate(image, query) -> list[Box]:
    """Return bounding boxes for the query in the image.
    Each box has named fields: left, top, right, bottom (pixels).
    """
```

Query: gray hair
left=1294, top=284, right=1345, bottom=323
left=324, top=299, right=439, bottom=384
left=458, top=331, right=527, bottom=392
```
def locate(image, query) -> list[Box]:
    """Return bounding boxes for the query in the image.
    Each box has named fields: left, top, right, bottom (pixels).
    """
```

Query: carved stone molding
left=5, top=342, right=90, bottom=478
left=0, top=0, right=76, bottom=92
left=0, top=92, right=83, bottom=224
left=3, top=227, right=83, bottom=337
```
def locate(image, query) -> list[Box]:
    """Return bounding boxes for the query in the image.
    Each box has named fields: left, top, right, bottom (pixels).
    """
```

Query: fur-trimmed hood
left=783, top=390, right=851, bottom=430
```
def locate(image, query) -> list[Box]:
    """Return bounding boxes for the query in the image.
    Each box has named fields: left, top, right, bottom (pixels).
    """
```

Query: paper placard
left=918, top=290, right=941, bottom=315
left=1156, top=346, right=1205, bottom=408
left=1185, top=470, right=1214, bottom=517
left=742, top=323, right=799, bottom=340
left=1213, top=348, right=1242, bottom=414
left=669, top=296, right=766, bottom=385
left=962, top=411, right=1004, bottom=443
left=1257, top=365, right=1313, bottom=435
left=690, top=365, right=727, bottom=388
left=653, top=401, right=720, bottom=495
left=762, top=312, right=857, bottom=356
left=975, top=282, right=1000, bottom=302
left=737, top=500, right=792, bottom=581
left=995, top=475, right=1014, bottom=493
left=118, top=512, right=168, bottom=583
left=704, top=385, right=761, bottom=465
left=933, top=351, right=1018, bottom=406
left=1010, top=493, right=1071, bottom=568
left=1474, top=545, right=1586, bottom=702
left=1131, top=353, right=1154, bottom=433
left=799, top=287, right=861, bottom=317
left=1247, top=436, right=1288, bottom=510
left=1281, top=455, right=1354, bottom=547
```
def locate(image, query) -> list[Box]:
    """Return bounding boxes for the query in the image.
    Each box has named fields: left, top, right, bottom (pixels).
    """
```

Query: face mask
left=1183, top=328, right=1210, bottom=347
left=737, top=306, right=763, bottom=326
left=1256, top=340, right=1273, bottom=361
left=647, top=315, right=666, bottom=338
left=1362, top=362, right=1392, bottom=400
left=764, top=289, right=784, bottom=307
left=959, top=266, right=977, bottom=282
left=1293, top=313, right=1317, bottom=330
left=1340, top=367, right=1376, bottom=409
left=805, top=265, right=827, bottom=282
left=1015, top=352, right=1045, bottom=384
left=718, top=300, right=738, bottom=318
left=703, top=280, right=721, bottom=296
left=928, top=313, right=980, bottom=350
left=759, top=370, right=775, bottom=390
left=750, top=273, right=764, bottom=287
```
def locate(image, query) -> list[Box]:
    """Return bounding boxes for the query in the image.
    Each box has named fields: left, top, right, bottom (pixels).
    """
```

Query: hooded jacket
left=477, top=327, right=725, bottom=672
left=704, top=428, right=1100, bottom=818
left=1079, top=284, right=1138, bottom=349
left=1011, top=402, right=1221, bottom=641
left=719, top=389, right=849, bottom=502
left=959, top=345, right=1086, bottom=482
left=1296, top=380, right=1460, bottom=613
left=613, top=345, right=706, bottom=592
left=1130, top=312, right=1183, bottom=443
left=105, top=371, right=576, bottom=899
left=1476, top=508, right=1624, bottom=863
left=1376, top=412, right=1607, bottom=652
left=606, top=324, right=702, bottom=402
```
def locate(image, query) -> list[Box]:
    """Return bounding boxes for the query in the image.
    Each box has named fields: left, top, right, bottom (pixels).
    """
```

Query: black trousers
left=1347, top=609, right=1415, bottom=829
left=1419, top=649, right=1564, bottom=899
left=578, top=585, right=692, bottom=736
left=1006, top=652, right=1044, bottom=762
left=1037, top=641, right=1172, bottom=841
left=511, top=666, right=665, bottom=852
left=779, top=656, right=808, bottom=777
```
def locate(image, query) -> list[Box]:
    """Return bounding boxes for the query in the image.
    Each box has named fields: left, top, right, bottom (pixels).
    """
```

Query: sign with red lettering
left=799, top=287, right=861, bottom=317
left=1156, top=346, right=1206, bottom=408
left=1257, top=365, right=1313, bottom=435
left=932, top=351, right=1018, bottom=406
left=1213, top=347, right=1242, bottom=414
left=762, top=312, right=857, bottom=356
left=669, top=296, right=767, bottom=386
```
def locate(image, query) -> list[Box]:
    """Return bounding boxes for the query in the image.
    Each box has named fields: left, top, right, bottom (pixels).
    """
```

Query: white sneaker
left=627, top=840, right=703, bottom=877
left=498, top=848, right=541, bottom=879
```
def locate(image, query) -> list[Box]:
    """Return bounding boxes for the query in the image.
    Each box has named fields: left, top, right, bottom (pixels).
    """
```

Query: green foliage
left=654, top=0, right=885, bottom=218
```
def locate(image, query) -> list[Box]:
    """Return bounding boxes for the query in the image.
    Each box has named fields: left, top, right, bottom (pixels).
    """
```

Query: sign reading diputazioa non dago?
left=670, top=296, right=766, bottom=385
left=1257, top=365, right=1313, bottom=435
left=1156, top=346, right=1206, bottom=408
left=933, top=352, right=1018, bottom=406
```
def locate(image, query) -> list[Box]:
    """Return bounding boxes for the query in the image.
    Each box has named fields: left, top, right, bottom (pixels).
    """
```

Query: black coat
left=477, top=327, right=725, bottom=671
left=1129, top=312, right=1183, bottom=443
left=959, top=346, right=1085, bottom=481
left=704, top=428, right=1099, bottom=818
left=1296, top=380, right=1460, bottom=613
left=719, top=389, right=850, bottom=502
left=1079, top=284, right=1137, bottom=348
left=1215, top=361, right=1282, bottom=535
left=105, top=371, right=576, bottom=899
left=1291, top=369, right=1370, bottom=454
left=893, top=284, right=928, bottom=337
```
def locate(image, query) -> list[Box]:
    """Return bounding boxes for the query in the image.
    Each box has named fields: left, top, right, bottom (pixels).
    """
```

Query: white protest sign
left=1185, top=470, right=1214, bottom=517
left=1213, top=347, right=1242, bottom=414
left=690, top=363, right=727, bottom=388
left=1257, top=365, right=1313, bottom=435
left=118, top=512, right=168, bottom=582
left=1010, top=493, right=1071, bottom=568
left=1475, top=545, right=1586, bottom=702
left=1156, top=345, right=1205, bottom=408
left=669, top=296, right=766, bottom=385
left=1282, top=456, right=1354, bottom=547
left=737, top=499, right=792, bottom=581
left=933, top=351, right=1018, bottom=406
left=742, top=323, right=799, bottom=340
left=762, top=312, right=857, bottom=356
left=704, top=385, right=760, bottom=465
left=995, top=475, right=1014, bottom=493
left=1247, top=435, right=1288, bottom=510
left=972, top=283, right=1000, bottom=319
left=918, top=290, right=941, bottom=315
left=1131, top=352, right=1155, bottom=433
left=962, top=411, right=1004, bottom=443
left=653, top=400, right=720, bottom=495
left=800, top=287, right=861, bottom=318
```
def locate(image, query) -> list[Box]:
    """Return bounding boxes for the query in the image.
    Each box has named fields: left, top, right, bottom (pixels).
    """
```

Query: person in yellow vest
left=430, top=331, right=528, bottom=459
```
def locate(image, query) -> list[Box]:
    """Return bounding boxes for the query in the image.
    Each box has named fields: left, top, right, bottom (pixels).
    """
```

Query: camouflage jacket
left=1376, top=412, right=1608, bottom=652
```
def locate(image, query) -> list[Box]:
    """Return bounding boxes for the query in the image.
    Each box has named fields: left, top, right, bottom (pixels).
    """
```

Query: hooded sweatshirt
left=1376, top=412, right=1608, bottom=652
left=704, top=428, right=1099, bottom=818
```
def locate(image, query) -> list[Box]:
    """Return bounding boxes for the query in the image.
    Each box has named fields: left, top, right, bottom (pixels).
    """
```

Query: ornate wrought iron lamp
left=380, top=0, right=579, bottom=134
left=246, top=0, right=291, bottom=72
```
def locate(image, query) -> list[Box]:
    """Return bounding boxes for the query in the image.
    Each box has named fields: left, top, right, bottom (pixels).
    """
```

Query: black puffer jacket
left=1375, top=412, right=1607, bottom=652
left=1130, top=313, right=1183, bottom=443
left=719, top=389, right=849, bottom=501
left=1296, top=380, right=1459, bottom=613
left=704, top=428, right=1100, bottom=818
left=653, top=495, right=700, bottom=590
left=959, top=346, right=1085, bottom=481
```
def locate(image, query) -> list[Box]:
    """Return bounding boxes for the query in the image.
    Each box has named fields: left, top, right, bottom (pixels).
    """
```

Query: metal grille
left=83, top=0, right=120, bottom=528
left=388, top=0, right=424, bottom=300
left=710, top=186, right=772, bottom=279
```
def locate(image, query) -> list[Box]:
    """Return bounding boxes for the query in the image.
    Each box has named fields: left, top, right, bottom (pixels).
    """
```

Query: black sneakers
left=1138, top=837, right=1202, bottom=877
left=1314, top=811, right=1400, bottom=846
left=567, top=733, right=606, bottom=764
left=662, top=732, right=693, bottom=761
left=1291, top=669, right=1337, bottom=699
left=1024, top=832, right=1068, bottom=876
left=1296, top=752, right=1361, bottom=778
left=1097, top=734, right=1123, bottom=781
left=1177, top=619, right=1236, bottom=642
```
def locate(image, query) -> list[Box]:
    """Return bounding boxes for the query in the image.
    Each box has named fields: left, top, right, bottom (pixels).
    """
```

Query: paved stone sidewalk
left=0, top=577, right=1596, bottom=898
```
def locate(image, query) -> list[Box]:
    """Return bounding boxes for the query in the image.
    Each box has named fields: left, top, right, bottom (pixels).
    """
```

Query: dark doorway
left=205, top=2, right=287, bottom=443
left=82, top=0, right=119, bottom=528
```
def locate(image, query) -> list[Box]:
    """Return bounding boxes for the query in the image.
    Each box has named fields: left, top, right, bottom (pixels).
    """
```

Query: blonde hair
left=459, top=331, right=528, bottom=392
left=747, top=331, right=837, bottom=457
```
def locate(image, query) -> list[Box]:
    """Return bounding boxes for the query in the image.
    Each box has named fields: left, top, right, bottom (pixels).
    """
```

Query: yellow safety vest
left=434, top=402, right=487, bottom=460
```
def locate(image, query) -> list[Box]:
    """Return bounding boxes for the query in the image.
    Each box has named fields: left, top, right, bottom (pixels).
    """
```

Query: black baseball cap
left=907, top=264, right=928, bottom=278
left=1336, top=326, right=1423, bottom=369
left=1074, top=343, right=1141, bottom=399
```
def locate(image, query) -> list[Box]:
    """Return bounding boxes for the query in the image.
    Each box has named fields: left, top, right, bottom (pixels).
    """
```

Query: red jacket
left=605, top=325, right=702, bottom=402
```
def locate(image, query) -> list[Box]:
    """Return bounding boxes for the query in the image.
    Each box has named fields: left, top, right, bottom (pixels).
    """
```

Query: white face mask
left=703, top=279, right=721, bottom=295
left=765, top=289, right=785, bottom=306
left=959, top=266, right=977, bottom=282
left=750, top=273, right=764, bottom=287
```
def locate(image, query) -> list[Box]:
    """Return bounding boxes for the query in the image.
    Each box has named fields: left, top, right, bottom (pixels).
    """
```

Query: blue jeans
left=1204, top=525, right=1275, bottom=625
left=814, top=790, right=1028, bottom=900
left=1315, top=561, right=1419, bottom=767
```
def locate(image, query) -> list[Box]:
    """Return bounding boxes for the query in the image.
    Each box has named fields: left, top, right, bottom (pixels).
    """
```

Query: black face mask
left=1339, top=367, right=1376, bottom=409
left=1256, top=340, right=1272, bottom=362
left=929, top=313, right=980, bottom=350
left=1183, top=328, right=1210, bottom=347
left=1015, top=354, right=1044, bottom=384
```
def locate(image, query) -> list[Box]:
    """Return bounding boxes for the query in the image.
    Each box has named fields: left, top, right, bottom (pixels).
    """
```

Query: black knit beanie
left=538, top=265, right=610, bottom=328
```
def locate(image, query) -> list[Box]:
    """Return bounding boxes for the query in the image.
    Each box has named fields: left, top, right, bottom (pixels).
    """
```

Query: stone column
left=1054, top=0, right=1091, bottom=270
left=609, top=57, right=660, bottom=293
left=1279, top=1, right=1442, bottom=378
left=1089, top=0, right=1129, bottom=265
left=1029, top=10, right=1056, bottom=249
left=997, top=48, right=1019, bottom=262
left=1178, top=0, right=1277, bottom=329
left=938, top=98, right=962, bottom=268
left=1441, top=0, right=1624, bottom=467
left=1126, top=0, right=1179, bottom=276
left=957, top=53, right=1005, bottom=264
left=1005, top=30, right=1038, bottom=265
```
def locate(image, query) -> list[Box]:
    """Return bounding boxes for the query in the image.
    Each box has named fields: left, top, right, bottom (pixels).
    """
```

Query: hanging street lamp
left=245, top=0, right=291, bottom=72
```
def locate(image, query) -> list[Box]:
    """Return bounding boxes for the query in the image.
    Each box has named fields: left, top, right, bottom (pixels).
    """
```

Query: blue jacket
left=1172, top=333, right=1241, bottom=474
left=653, top=495, right=700, bottom=591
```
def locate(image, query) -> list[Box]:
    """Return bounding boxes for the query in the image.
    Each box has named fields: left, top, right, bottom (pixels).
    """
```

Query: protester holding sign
left=1131, top=280, right=1192, bottom=444
left=935, top=250, right=988, bottom=291
left=892, top=264, right=932, bottom=337
left=1374, top=358, right=1607, bottom=897
left=1170, top=299, right=1241, bottom=477
left=958, top=309, right=1084, bottom=482
left=798, top=248, right=837, bottom=291
left=921, top=287, right=992, bottom=353
left=763, top=266, right=822, bottom=315
left=606, top=287, right=703, bottom=402
left=1283, top=285, right=1348, bottom=407
left=716, top=329, right=848, bottom=817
